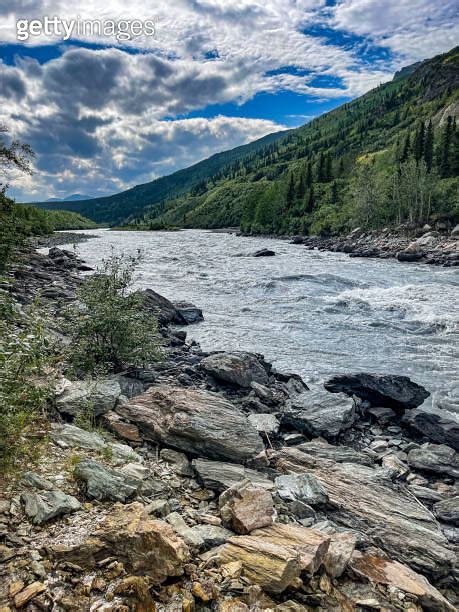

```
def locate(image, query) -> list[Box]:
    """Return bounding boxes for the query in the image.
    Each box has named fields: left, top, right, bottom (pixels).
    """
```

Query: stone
left=323, top=531, right=356, bottom=578
left=14, top=582, right=46, bottom=608
left=193, top=458, right=274, bottom=492
left=282, top=387, right=358, bottom=440
left=20, top=471, right=54, bottom=490
left=381, top=454, right=410, bottom=479
left=451, top=224, right=459, bottom=237
left=120, top=463, right=150, bottom=481
left=109, top=442, right=142, bottom=466
left=272, top=447, right=454, bottom=579
left=434, top=497, right=459, bottom=525
left=350, top=553, right=455, bottom=611
left=408, top=485, right=443, bottom=503
left=218, top=535, right=302, bottom=594
left=21, top=490, right=81, bottom=525
left=174, top=301, right=204, bottom=324
left=200, top=352, right=269, bottom=387
left=137, top=287, right=188, bottom=325
left=403, top=407, right=459, bottom=451
left=145, top=499, right=171, bottom=518
left=48, top=502, right=190, bottom=583
left=367, top=406, right=398, bottom=423
left=253, top=249, right=276, bottom=257
left=190, top=524, right=232, bottom=549
left=166, top=512, right=204, bottom=549
left=275, top=473, right=328, bottom=506
left=247, top=413, right=279, bottom=434
left=407, top=443, right=458, bottom=478
left=325, top=372, right=429, bottom=410
left=51, top=424, right=106, bottom=451
left=101, top=411, right=142, bottom=443
left=55, top=377, right=121, bottom=416
left=250, top=381, right=276, bottom=405
left=219, top=480, right=274, bottom=534
left=295, top=439, right=374, bottom=465
left=74, top=459, right=139, bottom=502
left=160, top=448, right=192, bottom=476
left=117, top=386, right=264, bottom=462
left=113, top=576, right=155, bottom=611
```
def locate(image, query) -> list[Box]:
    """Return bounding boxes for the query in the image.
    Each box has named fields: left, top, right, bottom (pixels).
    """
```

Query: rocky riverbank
left=0, top=245, right=458, bottom=611
left=295, top=223, right=459, bottom=266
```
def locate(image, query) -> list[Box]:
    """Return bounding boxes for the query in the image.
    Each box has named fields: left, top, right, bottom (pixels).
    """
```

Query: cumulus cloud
left=0, top=0, right=456, bottom=200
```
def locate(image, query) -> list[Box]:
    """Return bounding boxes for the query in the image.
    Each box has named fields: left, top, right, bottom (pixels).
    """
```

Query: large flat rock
left=200, top=352, right=269, bottom=387
left=117, top=386, right=264, bottom=462
left=271, top=447, right=455, bottom=580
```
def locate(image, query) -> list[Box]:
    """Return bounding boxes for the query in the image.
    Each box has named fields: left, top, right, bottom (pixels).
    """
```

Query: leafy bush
left=65, top=253, right=162, bottom=374
left=0, top=295, right=54, bottom=471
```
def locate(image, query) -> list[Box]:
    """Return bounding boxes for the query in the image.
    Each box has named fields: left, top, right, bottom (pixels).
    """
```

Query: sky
left=0, top=1, right=458, bottom=202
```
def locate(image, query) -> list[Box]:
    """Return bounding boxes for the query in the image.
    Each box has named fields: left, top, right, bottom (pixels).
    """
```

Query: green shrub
left=65, top=252, right=162, bottom=375
left=0, top=295, right=54, bottom=471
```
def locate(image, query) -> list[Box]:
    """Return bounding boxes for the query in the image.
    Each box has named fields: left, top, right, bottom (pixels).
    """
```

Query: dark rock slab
left=434, top=497, right=459, bottom=525
left=21, top=491, right=81, bottom=525
left=403, top=407, right=459, bottom=451
left=324, top=373, right=429, bottom=410
left=407, top=443, right=458, bottom=478
left=253, top=249, right=276, bottom=257
left=200, top=352, right=269, bottom=387
left=193, top=458, right=274, bottom=492
left=74, top=459, right=139, bottom=502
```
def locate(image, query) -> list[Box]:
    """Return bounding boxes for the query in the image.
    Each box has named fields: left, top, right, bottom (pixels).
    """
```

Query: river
left=56, top=228, right=459, bottom=415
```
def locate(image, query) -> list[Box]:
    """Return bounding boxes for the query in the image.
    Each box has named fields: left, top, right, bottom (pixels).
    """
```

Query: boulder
left=275, top=473, right=328, bottom=506
left=251, top=524, right=330, bottom=575
left=323, top=531, right=356, bottom=578
left=200, top=352, right=269, bottom=387
left=350, top=552, right=455, bottom=611
left=74, top=459, right=139, bottom=502
left=403, top=408, right=459, bottom=451
left=247, top=413, right=279, bottom=434
left=47, top=502, right=190, bottom=583
left=137, top=288, right=186, bottom=325
left=253, top=249, right=276, bottom=257
left=101, top=411, right=142, bottom=444
left=21, top=491, right=81, bottom=525
left=281, top=387, right=358, bottom=440
left=407, top=443, right=458, bottom=479
left=117, top=386, right=264, bottom=462
left=55, top=378, right=121, bottom=417
left=272, top=447, right=454, bottom=579
left=219, top=480, right=274, bottom=534
left=193, top=458, right=274, bottom=492
left=160, top=448, right=193, bottom=476
left=174, top=301, right=204, bottom=324
left=51, top=424, right=106, bottom=451
left=20, top=471, right=54, bottom=491
left=191, top=524, right=232, bottom=549
left=295, top=439, right=374, bottom=465
left=324, top=373, right=429, bottom=410
left=434, top=497, right=459, bottom=525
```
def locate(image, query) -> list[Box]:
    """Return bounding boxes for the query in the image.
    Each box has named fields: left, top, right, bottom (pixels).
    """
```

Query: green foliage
left=0, top=295, right=54, bottom=471
left=65, top=253, right=162, bottom=375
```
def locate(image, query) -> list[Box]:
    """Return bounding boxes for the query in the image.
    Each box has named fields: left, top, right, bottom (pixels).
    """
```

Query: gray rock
left=324, top=373, right=429, bottom=410
left=282, top=387, right=358, bottom=440
left=117, top=386, right=264, bottom=462
left=55, top=378, right=121, bottom=417
left=200, top=352, right=269, bottom=387
left=434, top=497, right=459, bottom=525
left=193, top=458, right=274, bottom=492
left=21, top=490, right=81, bottom=525
left=174, top=302, right=203, bottom=324
left=408, top=485, right=444, bottom=503
left=407, top=443, right=458, bottom=478
left=160, top=448, right=192, bottom=476
left=73, top=459, right=138, bottom=502
left=166, top=512, right=204, bottom=548
left=403, top=407, right=459, bottom=451
left=145, top=499, right=171, bottom=518
left=295, top=439, right=374, bottom=465
left=189, top=524, right=232, bottom=549
left=250, top=381, right=276, bottom=405
left=247, top=413, right=279, bottom=434
left=253, top=248, right=275, bottom=257
left=275, top=473, right=328, bottom=506
left=109, top=442, right=142, bottom=466
left=120, top=463, right=150, bottom=481
left=51, top=424, right=106, bottom=451
left=137, top=288, right=187, bottom=325
left=272, top=447, right=455, bottom=580
left=20, top=472, right=54, bottom=491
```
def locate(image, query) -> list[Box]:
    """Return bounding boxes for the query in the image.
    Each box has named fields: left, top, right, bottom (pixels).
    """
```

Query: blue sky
left=0, top=1, right=457, bottom=201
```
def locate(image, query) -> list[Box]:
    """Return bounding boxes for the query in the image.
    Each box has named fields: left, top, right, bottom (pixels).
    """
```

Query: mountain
left=31, top=47, right=458, bottom=233
left=132, top=46, right=457, bottom=234
left=30, top=131, right=288, bottom=225
left=46, top=193, right=93, bottom=202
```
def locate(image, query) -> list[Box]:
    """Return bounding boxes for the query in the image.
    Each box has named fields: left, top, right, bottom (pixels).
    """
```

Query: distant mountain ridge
left=46, top=193, right=93, bottom=202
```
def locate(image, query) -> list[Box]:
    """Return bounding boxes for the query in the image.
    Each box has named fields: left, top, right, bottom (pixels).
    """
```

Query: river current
left=56, top=229, right=458, bottom=417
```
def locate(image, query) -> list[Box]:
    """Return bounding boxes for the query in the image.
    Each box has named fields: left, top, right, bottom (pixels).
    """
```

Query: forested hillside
left=132, top=47, right=458, bottom=235
left=30, top=131, right=287, bottom=225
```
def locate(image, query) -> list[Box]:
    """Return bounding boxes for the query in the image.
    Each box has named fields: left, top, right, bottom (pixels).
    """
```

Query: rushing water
left=56, top=228, right=459, bottom=415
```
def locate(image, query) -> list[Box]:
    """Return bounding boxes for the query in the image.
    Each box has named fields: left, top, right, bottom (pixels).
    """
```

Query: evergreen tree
left=297, top=173, right=306, bottom=201
left=400, top=132, right=411, bottom=163
left=325, top=153, right=333, bottom=182
left=439, top=116, right=453, bottom=177
left=317, top=152, right=325, bottom=182
left=304, top=185, right=315, bottom=214
left=286, top=173, right=295, bottom=209
left=331, top=181, right=339, bottom=206
left=305, top=161, right=313, bottom=187
left=414, top=121, right=424, bottom=162
left=423, top=120, right=434, bottom=172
